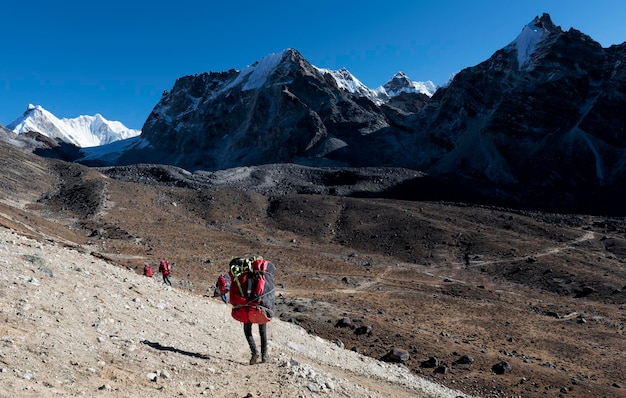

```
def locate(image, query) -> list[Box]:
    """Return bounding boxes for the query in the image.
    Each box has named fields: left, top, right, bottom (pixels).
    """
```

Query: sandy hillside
left=0, top=226, right=468, bottom=398
left=0, top=142, right=624, bottom=398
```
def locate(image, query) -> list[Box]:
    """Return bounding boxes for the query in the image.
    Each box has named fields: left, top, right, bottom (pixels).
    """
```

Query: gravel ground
left=0, top=226, right=468, bottom=398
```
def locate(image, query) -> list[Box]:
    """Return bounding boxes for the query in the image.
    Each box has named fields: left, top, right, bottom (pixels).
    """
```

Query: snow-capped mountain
left=316, top=67, right=436, bottom=104
left=374, top=71, right=437, bottom=100
left=131, top=48, right=433, bottom=171
left=7, top=104, right=140, bottom=147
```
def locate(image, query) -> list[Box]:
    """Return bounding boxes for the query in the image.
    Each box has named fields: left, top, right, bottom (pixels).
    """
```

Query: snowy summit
left=315, top=64, right=436, bottom=103
left=508, top=13, right=560, bottom=70
left=7, top=104, right=140, bottom=147
left=376, top=71, right=437, bottom=98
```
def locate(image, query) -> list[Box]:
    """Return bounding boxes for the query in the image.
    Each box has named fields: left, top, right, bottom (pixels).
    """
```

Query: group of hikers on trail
left=142, top=255, right=276, bottom=365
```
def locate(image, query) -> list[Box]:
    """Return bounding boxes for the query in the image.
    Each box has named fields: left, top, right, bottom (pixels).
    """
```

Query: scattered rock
left=331, top=339, right=344, bottom=349
left=335, top=317, right=351, bottom=328
left=454, top=355, right=475, bottom=365
left=421, top=357, right=440, bottom=368
left=492, top=361, right=512, bottom=375
left=354, top=325, right=372, bottom=335
left=381, top=348, right=410, bottom=363
left=575, top=286, right=596, bottom=298
left=159, top=369, right=171, bottom=379
left=546, top=311, right=561, bottom=318
left=307, top=383, right=321, bottom=392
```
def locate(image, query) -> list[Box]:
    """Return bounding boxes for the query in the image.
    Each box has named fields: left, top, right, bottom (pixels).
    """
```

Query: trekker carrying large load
left=159, top=259, right=172, bottom=286
left=228, top=256, right=276, bottom=365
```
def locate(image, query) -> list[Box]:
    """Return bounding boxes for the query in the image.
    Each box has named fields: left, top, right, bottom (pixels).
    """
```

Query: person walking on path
left=159, top=259, right=172, bottom=286
left=228, top=256, right=276, bottom=365
left=215, top=273, right=230, bottom=304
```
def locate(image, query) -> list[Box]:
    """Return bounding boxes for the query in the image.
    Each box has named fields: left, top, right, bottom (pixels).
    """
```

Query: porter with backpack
left=159, top=260, right=172, bottom=286
left=228, top=256, right=276, bottom=364
left=216, top=273, right=231, bottom=303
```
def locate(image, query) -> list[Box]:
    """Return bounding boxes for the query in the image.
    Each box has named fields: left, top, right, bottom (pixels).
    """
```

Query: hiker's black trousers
left=244, top=322, right=267, bottom=355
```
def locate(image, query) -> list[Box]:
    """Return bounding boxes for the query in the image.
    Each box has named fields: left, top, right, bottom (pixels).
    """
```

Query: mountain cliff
left=137, top=48, right=430, bottom=170
left=413, top=13, right=626, bottom=210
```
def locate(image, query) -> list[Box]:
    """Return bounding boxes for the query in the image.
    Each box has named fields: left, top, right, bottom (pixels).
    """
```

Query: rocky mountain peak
left=381, top=72, right=436, bottom=97
left=531, top=13, right=560, bottom=34
left=384, top=72, right=412, bottom=90
left=139, top=45, right=413, bottom=171
left=507, top=13, right=564, bottom=70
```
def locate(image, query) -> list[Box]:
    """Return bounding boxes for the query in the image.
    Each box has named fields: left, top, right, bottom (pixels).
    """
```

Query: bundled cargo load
left=228, top=256, right=276, bottom=324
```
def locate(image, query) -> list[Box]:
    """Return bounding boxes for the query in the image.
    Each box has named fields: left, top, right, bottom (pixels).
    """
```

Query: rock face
left=140, top=49, right=423, bottom=171
left=413, top=13, right=626, bottom=211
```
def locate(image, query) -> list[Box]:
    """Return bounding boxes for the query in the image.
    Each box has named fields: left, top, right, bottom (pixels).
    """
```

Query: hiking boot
left=249, top=353, right=259, bottom=365
left=261, top=354, right=269, bottom=363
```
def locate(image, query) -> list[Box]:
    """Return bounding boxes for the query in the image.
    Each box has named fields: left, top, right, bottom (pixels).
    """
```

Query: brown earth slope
left=0, top=141, right=624, bottom=398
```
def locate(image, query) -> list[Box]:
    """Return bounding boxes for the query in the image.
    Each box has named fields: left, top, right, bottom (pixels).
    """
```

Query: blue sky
left=2, top=1, right=626, bottom=129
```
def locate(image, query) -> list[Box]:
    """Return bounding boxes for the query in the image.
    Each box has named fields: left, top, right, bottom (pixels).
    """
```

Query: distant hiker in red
left=159, top=260, right=172, bottom=286
left=215, top=273, right=230, bottom=304
left=228, top=256, right=276, bottom=365
left=143, top=264, right=153, bottom=277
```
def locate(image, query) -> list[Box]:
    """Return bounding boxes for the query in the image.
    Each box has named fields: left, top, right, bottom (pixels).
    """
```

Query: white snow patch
left=222, top=50, right=288, bottom=93
left=511, top=22, right=545, bottom=70
left=317, top=67, right=369, bottom=93
left=316, top=68, right=435, bottom=104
